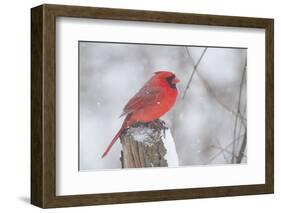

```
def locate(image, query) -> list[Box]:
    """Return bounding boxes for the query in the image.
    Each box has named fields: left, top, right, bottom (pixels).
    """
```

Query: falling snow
left=79, top=43, right=247, bottom=170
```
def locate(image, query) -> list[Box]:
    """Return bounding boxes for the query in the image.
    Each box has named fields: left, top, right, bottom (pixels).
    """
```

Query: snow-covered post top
left=120, top=120, right=179, bottom=168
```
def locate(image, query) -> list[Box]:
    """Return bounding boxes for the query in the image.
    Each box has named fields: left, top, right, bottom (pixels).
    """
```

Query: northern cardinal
left=101, top=71, right=180, bottom=158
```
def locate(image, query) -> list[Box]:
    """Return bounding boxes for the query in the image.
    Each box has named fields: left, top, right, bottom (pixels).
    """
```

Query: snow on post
left=120, top=119, right=179, bottom=168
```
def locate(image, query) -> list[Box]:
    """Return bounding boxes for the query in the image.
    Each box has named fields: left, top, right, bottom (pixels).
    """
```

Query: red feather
left=120, top=87, right=163, bottom=117
left=102, top=71, right=179, bottom=158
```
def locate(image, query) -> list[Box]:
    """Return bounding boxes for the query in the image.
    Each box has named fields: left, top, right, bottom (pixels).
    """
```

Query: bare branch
left=182, top=47, right=248, bottom=165
left=184, top=47, right=246, bottom=126
left=182, top=47, right=208, bottom=99
left=236, top=131, right=247, bottom=163
left=236, top=98, right=247, bottom=162
left=211, top=144, right=247, bottom=159
left=237, top=103, right=247, bottom=143
left=231, top=58, right=247, bottom=163
left=204, top=134, right=245, bottom=164
left=215, top=139, right=229, bottom=163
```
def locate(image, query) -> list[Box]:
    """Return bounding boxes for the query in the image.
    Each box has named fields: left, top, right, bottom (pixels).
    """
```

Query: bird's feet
left=149, top=119, right=168, bottom=138
left=128, top=120, right=168, bottom=140
left=150, top=119, right=168, bottom=130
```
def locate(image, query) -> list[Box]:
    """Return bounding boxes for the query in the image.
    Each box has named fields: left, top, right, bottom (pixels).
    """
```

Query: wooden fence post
left=120, top=120, right=178, bottom=168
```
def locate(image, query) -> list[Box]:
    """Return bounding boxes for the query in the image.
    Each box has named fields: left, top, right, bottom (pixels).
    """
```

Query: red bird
left=101, top=71, right=180, bottom=158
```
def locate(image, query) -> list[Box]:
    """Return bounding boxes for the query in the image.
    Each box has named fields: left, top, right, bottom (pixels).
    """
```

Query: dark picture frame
left=31, top=4, right=274, bottom=208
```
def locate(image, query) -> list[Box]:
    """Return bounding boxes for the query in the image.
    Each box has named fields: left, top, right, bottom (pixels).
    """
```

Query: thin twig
left=185, top=47, right=246, bottom=126
left=237, top=104, right=246, bottom=142
left=237, top=131, right=247, bottom=163
left=211, top=144, right=247, bottom=159
left=215, top=139, right=229, bottom=163
left=204, top=134, right=245, bottom=164
left=182, top=47, right=208, bottom=99
left=231, top=58, right=247, bottom=163
left=236, top=97, right=247, bottom=159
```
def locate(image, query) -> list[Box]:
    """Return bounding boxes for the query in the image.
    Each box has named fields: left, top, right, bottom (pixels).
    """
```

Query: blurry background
left=79, top=42, right=247, bottom=170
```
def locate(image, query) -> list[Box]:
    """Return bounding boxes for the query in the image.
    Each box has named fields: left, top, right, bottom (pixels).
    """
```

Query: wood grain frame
left=31, top=4, right=274, bottom=208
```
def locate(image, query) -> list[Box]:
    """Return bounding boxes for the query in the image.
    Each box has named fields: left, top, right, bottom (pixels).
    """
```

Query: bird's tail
left=101, top=127, right=124, bottom=158
left=101, top=116, right=133, bottom=158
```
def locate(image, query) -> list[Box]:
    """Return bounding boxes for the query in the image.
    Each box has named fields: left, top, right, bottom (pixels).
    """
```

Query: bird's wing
left=120, top=86, right=163, bottom=117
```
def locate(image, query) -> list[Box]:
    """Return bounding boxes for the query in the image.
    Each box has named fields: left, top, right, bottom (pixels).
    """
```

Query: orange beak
left=172, top=77, right=180, bottom=84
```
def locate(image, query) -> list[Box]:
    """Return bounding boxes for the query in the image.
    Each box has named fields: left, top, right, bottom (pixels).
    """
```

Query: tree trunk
left=120, top=120, right=171, bottom=168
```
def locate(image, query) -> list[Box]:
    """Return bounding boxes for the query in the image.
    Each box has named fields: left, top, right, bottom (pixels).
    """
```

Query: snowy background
left=79, top=42, right=247, bottom=171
